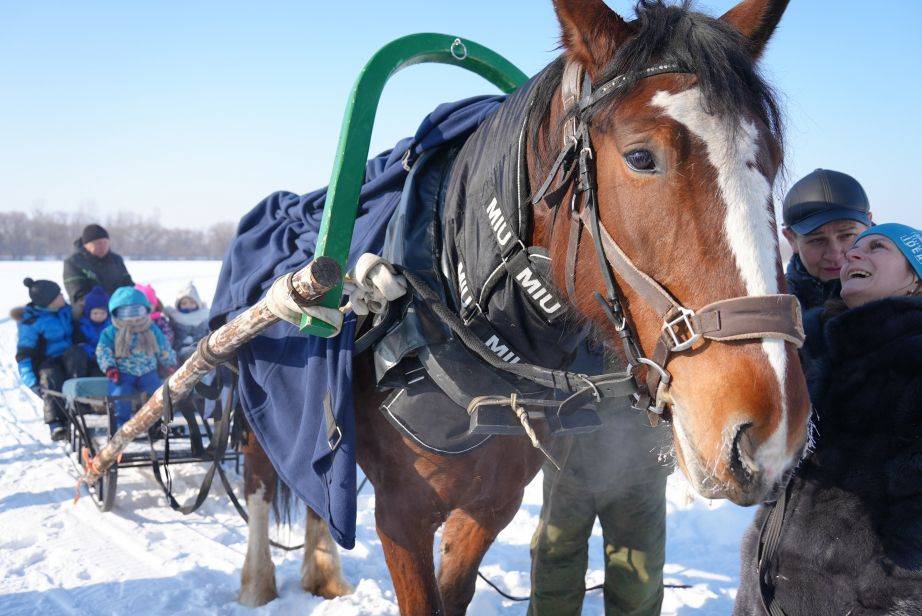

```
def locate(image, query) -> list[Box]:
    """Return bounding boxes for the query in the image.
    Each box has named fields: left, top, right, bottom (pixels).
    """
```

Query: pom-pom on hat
left=23, top=277, right=61, bottom=308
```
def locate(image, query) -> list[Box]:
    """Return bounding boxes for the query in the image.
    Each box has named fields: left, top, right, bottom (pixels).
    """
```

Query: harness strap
left=560, top=61, right=583, bottom=146
left=579, top=62, right=688, bottom=114
left=578, top=207, right=679, bottom=319
left=757, top=484, right=791, bottom=616
left=148, top=376, right=238, bottom=515
left=322, top=391, right=343, bottom=451
left=530, top=142, right=577, bottom=208
left=565, top=210, right=581, bottom=300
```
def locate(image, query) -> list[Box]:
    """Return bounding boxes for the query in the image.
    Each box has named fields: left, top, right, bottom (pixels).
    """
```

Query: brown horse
left=238, top=0, right=810, bottom=613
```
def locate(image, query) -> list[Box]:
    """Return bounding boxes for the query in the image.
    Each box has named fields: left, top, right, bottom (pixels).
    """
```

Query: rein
left=532, top=61, right=805, bottom=424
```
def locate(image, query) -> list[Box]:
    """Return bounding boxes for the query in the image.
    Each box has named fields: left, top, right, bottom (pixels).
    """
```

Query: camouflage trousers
left=528, top=472, right=668, bottom=616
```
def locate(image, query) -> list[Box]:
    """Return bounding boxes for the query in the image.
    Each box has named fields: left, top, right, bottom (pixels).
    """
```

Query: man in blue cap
left=782, top=169, right=873, bottom=310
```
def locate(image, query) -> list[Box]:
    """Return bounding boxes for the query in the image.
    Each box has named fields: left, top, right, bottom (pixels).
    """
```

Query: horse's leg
left=353, top=353, right=446, bottom=615
left=237, top=436, right=278, bottom=607
left=375, top=488, right=445, bottom=615
left=301, top=506, right=352, bottom=598
left=437, top=478, right=532, bottom=615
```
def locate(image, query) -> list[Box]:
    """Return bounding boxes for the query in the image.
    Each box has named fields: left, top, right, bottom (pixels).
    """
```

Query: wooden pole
left=81, top=257, right=341, bottom=486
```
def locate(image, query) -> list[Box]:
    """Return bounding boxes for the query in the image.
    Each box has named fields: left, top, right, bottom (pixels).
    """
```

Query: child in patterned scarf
left=96, top=286, right=177, bottom=427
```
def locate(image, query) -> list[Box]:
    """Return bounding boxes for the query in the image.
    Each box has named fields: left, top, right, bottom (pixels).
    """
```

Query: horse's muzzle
left=725, top=422, right=784, bottom=506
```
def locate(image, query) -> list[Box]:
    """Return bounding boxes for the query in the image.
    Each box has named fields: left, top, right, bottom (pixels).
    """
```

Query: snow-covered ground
left=0, top=260, right=756, bottom=615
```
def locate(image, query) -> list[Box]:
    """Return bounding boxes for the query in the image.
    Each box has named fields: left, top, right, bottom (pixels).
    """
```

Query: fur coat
left=734, top=296, right=922, bottom=615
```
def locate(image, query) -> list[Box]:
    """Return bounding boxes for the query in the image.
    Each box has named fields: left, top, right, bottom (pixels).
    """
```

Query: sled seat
left=62, top=377, right=110, bottom=401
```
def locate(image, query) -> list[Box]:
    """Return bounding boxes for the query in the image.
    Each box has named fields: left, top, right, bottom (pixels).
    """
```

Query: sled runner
left=48, top=376, right=241, bottom=512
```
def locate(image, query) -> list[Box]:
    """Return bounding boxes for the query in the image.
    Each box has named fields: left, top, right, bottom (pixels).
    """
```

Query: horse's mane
left=530, top=0, right=784, bottom=172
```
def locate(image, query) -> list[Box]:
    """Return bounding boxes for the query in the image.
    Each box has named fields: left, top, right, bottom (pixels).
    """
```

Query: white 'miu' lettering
left=516, top=267, right=560, bottom=315
left=457, top=262, right=473, bottom=308
left=485, top=198, right=511, bottom=246
left=485, top=335, right=521, bottom=364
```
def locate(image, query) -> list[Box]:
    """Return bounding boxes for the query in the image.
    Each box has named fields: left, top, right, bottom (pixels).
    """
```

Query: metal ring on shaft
left=450, top=38, right=468, bottom=61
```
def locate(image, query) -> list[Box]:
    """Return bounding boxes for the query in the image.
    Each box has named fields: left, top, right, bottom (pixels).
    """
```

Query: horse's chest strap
left=757, top=484, right=791, bottom=616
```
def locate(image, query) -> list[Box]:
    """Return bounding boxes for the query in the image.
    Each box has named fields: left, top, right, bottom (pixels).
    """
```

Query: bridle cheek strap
left=578, top=207, right=805, bottom=346
left=577, top=203, right=805, bottom=418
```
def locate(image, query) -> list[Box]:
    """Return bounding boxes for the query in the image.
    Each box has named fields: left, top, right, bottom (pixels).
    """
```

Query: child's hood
left=135, top=283, right=164, bottom=319
left=174, top=282, right=207, bottom=310
left=109, top=286, right=150, bottom=314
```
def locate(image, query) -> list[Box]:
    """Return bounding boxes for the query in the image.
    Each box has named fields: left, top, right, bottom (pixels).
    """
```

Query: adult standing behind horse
left=63, top=224, right=133, bottom=316
left=529, top=348, right=670, bottom=616
left=781, top=169, right=872, bottom=311
left=734, top=223, right=922, bottom=615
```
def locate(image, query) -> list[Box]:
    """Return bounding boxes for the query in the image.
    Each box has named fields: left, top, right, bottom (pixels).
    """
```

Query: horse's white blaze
left=653, top=88, right=789, bottom=479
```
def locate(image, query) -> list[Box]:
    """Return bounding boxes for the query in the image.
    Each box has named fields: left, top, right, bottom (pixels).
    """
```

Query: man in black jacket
left=781, top=169, right=872, bottom=311
left=62, top=224, right=133, bottom=316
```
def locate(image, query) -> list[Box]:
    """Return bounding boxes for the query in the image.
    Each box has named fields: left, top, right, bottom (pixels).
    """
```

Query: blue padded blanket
left=209, top=95, right=504, bottom=548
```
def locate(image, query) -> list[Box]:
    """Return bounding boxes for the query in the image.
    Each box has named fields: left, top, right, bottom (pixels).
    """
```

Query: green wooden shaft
left=300, top=32, right=528, bottom=336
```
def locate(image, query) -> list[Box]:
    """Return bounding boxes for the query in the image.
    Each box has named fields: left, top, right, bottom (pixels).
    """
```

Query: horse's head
left=538, top=0, right=809, bottom=505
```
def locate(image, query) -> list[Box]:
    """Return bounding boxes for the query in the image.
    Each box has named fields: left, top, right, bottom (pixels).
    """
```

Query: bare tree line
left=0, top=210, right=236, bottom=260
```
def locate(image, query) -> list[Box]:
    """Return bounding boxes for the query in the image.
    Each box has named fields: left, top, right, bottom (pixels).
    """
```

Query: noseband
left=532, top=61, right=805, bottom=423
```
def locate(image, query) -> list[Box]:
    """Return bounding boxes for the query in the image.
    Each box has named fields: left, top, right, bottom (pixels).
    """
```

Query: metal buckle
left=575, top=374, right=602, bottom=402
left=328, top=426, right=343, bottom=451
left=636, top=357, right=670, bottom=383
left=663, top=307, right=700, bottom=352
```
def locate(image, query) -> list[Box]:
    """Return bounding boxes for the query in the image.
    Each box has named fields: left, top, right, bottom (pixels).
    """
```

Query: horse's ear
left=553, top=0, right=635, bottom=75
left=720, top=0, right=790, bottom=59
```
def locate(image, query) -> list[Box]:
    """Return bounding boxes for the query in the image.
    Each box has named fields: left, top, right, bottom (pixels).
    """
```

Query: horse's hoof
left=303, top=576, right=353, bottom=599
left=237, top=584, right=279, bottom=607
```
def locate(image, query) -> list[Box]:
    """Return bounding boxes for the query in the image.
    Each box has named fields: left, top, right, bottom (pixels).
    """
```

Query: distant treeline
left=0, top=211, right=236, bottom=260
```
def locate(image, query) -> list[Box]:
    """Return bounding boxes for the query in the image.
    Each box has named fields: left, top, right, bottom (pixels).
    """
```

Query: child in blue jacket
left=96, top=286, right=177, bottom=427
left=14, top=278, right=88, bottom=440
left=77, top=286, right=110, bottom=374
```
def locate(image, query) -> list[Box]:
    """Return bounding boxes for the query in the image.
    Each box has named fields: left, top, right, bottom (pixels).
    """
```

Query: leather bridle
left=532, top=61, right=805, bottom=424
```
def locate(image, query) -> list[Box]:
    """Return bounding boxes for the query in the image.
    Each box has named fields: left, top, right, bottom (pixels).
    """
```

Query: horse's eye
left=624, top=149, right=656, bottom=172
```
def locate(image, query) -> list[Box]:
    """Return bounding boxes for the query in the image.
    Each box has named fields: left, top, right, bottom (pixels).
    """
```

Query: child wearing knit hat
left=14, top=278, right=88, bottom=440
left=77, top=286, right=111, bottom=373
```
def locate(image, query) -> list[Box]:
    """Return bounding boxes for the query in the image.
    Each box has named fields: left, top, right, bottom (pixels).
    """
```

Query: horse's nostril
left=730, top=422, right=758, bottom=483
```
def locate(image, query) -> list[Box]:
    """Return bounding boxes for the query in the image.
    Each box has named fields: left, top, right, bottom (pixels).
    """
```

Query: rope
left=475, top=571, right=692, bottom=602
left=511, top=395, right=561, bottom=471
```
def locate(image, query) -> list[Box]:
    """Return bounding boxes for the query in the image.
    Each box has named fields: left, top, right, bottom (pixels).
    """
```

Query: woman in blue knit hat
left=96, top=286, right=177, bottom=427
left=734, top=223, right=922, bottom=615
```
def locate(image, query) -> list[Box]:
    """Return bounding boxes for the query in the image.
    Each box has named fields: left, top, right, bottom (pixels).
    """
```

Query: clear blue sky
left=1, top=1, right=919, bottom=229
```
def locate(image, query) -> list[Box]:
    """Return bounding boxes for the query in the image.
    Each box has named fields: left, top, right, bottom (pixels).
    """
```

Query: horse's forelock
left=529, top=1, right=784, bottom=174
